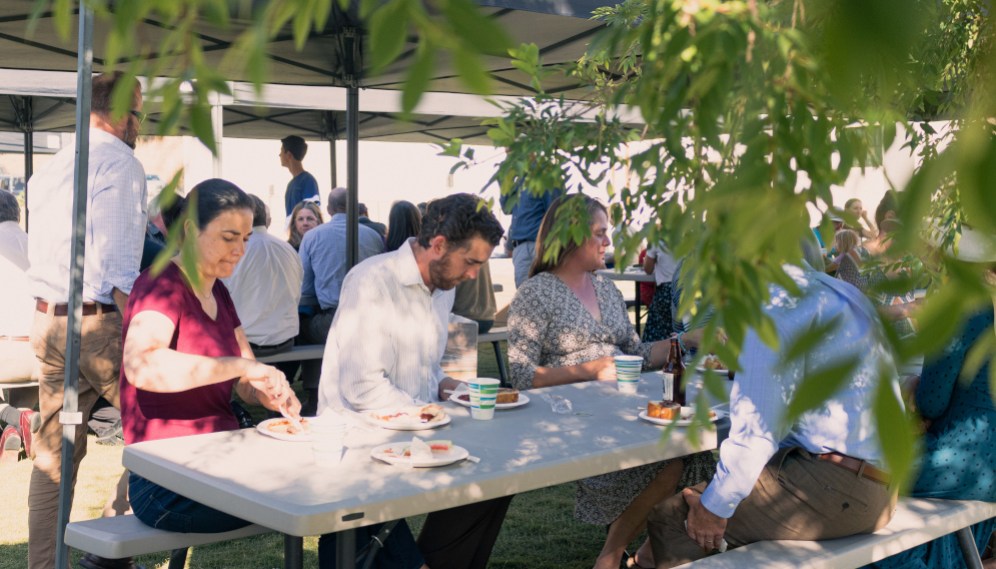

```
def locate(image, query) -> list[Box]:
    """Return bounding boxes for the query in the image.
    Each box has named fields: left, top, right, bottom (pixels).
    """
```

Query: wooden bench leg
left=956, top=527, right=985, bottom=569
left=168, top=548, right=188, bottom=569
left=285, top=534, right=304, bottom=569
left=492, top=341, right=509, bottom=388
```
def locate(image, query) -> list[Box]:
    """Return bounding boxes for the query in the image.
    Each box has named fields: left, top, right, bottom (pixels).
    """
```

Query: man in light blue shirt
left=298, top=187, right=383, bottom=414
left=647, top=264, right=900, bottom=568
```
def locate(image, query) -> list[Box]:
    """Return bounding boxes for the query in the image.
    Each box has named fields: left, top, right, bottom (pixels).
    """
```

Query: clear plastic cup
left=310, top=412, right=347, bottom=467
left=468, top=377, right=501, bottom=420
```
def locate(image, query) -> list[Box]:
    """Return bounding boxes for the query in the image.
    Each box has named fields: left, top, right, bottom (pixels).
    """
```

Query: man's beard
left=428, top=254, right=465, bottom=291
left=125, top=125, right=139, bottom=149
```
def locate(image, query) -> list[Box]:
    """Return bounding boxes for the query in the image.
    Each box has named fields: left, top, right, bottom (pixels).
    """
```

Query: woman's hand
left=587, top=356, right=617, bottom=381
left=244, top=362, right=300, bottom=417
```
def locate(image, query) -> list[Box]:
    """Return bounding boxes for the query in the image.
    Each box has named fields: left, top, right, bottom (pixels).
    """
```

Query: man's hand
left=438, top=377, right=462, bottom=401
left=683, top=488, right=728, bottom=551
left=112, top=288, right=129, bottom=315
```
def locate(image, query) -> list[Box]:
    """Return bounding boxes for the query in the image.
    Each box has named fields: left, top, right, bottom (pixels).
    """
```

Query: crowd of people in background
left=1, top=70, right=994, bottom=569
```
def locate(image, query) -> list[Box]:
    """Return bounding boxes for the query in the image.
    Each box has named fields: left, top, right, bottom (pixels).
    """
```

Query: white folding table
left=123, top=376, right=727, bottom=569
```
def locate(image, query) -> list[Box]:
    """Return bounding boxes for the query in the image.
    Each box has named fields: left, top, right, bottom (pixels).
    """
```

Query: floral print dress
left=508, top=271, right=716, bottom=525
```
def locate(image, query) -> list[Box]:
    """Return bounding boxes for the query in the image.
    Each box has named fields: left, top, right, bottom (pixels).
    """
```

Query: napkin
left=449, top=382, right=472, bottom=399
left=409, top=436, right=433, bottom=461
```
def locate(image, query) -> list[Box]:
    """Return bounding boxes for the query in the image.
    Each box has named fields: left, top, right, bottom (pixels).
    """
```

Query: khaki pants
left=647, top=447, right=897, bottom=569
left=28, top=304, right=129, bottom=569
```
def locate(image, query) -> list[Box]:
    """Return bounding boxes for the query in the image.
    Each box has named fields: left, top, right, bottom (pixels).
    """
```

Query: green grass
left=0, top=343, right=636, bottom=569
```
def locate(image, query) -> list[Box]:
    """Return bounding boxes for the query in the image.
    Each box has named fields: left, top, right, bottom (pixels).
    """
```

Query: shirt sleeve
left=334, top=274, right=420, bottom=410
left=507, top=284, right=548, bottom=390
left=299, top=236, right=316, bottom=297
left=699, top=300, right=815, bottom=518
left=606, top=278, right=655, bottom=367
left=126, top=269, right=184, bottom=328
left=915, top=312, right=985, bottom=418
left=304, top=175, right=320, bottom=202
left=91, top=158, right=147, bottom=295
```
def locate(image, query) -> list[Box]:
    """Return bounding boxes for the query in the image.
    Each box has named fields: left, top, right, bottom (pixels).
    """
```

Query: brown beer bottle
left=662, top=338, right=686, bottom=405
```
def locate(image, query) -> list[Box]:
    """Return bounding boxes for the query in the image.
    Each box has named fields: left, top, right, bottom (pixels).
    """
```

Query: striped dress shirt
left=26, top=128, right=147, bottom=304
left=318, top=239, right=454, bottom=415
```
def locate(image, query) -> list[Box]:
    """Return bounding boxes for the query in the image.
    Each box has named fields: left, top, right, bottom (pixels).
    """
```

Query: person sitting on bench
left=116, top=180, right=299, bottom=554
left=647, top=245, right=900, bottom=569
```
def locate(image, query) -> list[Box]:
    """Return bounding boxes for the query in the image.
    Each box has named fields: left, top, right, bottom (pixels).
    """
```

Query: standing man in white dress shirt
left=221, top=194, right=303, bottom=391
left=25, top=72, right=147, bottom=569
left=0, top=190, right=41, bottom=462
left=317, top=193, right=512, bottom=569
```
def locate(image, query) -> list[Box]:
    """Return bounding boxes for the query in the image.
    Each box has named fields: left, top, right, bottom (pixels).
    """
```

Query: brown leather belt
left=818, top=452, right=891, bottom=486
left=36, top=299, right=117, bottom=317
left=0, top=335, right=29, bottom=341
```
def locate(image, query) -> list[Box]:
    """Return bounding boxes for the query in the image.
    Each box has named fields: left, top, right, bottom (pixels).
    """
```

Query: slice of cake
left=496, top=388, right=519, bottom=404
left=647, top=400, right=681, bottom=419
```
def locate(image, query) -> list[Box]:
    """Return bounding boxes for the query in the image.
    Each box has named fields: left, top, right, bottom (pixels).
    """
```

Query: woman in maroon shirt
left=119, top=179, right=300, bottom=535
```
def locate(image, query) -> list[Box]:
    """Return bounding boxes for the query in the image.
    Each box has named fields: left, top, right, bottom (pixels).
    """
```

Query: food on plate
left=266, top=419, right=310, bottom=435
left=371, top=404, right=447, bottom=424
left=400, top=440, right=453, bottom=456
left=702, top=355, right=728, bottom=371
left=680, top=411, right=718, bottom=421
left=647, top=401, right=681, bottom=420
left=457, top=387, right=519, bottom=404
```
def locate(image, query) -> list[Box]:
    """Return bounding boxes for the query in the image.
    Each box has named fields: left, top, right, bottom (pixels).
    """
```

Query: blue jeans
left=129, top=473, right=252, bottom=533
left=319, top=521, right=424, bottom=569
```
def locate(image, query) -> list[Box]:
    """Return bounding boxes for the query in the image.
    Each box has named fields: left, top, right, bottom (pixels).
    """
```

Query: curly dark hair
left=417, top=193, right=504, bottom=249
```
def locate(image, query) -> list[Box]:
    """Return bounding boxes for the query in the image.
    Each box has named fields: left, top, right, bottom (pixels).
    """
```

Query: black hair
left=158, top=190, right=185, bottom=231
left=875, top=191, right=900, bottom=229
left=182, top=179, right=255, bottom=230
left=91, top=71, right=139, bottom=116
left=0, top=190, right=19, bottom=224
left=359, top=202, right=369, bottom=216
left=386, top=200, right=422, bottom=252
left=416, top=193, right=503, bottom=249
left=280, top=135, right=308, bottom=161
left=249, top=194, right=268, bottom=227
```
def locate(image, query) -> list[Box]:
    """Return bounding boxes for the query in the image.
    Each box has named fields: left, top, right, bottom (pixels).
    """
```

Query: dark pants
left=300, top=308, right=336, bottom=390
left=647, top=447, right=896, bottom=568
left=250, top=338, right=299, bottom=386
left=88, top=396, right=120, bottom=438
left=473, top=320, right=494, bottom=335
left=319, top=496, right=514, bottom=569
left=129, top=473, right=251, bottom=533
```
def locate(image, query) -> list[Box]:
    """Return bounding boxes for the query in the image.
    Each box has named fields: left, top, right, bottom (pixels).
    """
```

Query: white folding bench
left=64, top=515, right=273, bottom=569
left=678, top=498, right=996, bottom=569
left=477, top=327, right=509, bottom=387
left=257, top=344, right=324, bottom=364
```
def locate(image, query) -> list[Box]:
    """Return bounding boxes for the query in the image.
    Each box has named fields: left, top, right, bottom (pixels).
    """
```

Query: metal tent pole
left=330, top=139, right=338, bottom=188
left=212, top=101, right=224, bottom=178
left=23, top=103, right=33, bottom=232
left=325, top=111, right=338, bottom=188
left=344, top=29, right=359, bottom=269
left=54, top=7, right=93, bottom=569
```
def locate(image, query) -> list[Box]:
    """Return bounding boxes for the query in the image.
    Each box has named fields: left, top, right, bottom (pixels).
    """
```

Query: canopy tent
left=0, top=1, right=628, bottom=567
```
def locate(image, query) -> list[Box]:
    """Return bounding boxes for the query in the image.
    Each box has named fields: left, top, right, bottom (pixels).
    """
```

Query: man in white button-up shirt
left=316, top=194, right=513, bottom=569
left=24, top=72, right=147, bottom=569
left=221, top=195, right=303, bottom=355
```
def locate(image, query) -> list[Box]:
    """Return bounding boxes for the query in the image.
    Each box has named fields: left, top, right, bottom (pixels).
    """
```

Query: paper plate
left=450, top=392, right=530, bottom=410
left=370, top=442, right=469, bottom=467
left=638, top=408, right=727, bottom=427
left=256, top=417, right=313, bottom=442
left=366, top=413, right=452, bottom=431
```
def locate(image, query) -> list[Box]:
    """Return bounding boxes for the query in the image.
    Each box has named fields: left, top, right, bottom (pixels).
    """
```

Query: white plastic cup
left=310, top=412, right=347, bottom=467
left=614, top=355, right=643, bottom=393
left=468, top=377, right=501, bottom=420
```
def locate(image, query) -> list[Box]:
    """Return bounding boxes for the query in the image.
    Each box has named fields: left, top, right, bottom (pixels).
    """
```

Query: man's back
left=26, top=128, right=147, bottom=303
left=0, top=221, right=34, bottom=337
left=500, top=185, right=562, bottom=243
left=299, top=215, right=384, bottom=310
left=284, top=171, right=319, bottom=218
left=222, top=227, right=303, bottom=346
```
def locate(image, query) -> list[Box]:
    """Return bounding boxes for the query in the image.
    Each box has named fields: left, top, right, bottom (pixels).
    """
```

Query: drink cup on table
left=468, top=377, right=501, bottom=420
left=614, top=355, right=643, bottom=393
left=310, top=411, right=347, bottom=467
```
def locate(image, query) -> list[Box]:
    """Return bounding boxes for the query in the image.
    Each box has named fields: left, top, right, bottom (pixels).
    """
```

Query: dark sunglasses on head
left=129, top=110, right=147, bottom=124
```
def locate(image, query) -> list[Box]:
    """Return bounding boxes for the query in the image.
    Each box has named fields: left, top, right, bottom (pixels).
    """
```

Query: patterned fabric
left=27, top=128, right=148, bottom=304
left=300, top=214, right=384, bottom=310
left=700, top=266, right=899, bottom=518
left=866, top=304, right=996, bottom=569
left=508, top=270, right=715, bottom=525
left=638, top=250, right=656, bottom=306
left=317, top=239, right=454, bottom=415
left=835, top=247, right=918, bottom=338
left=508, top=272, right=654, bottom=390
left=642, top=282, right=673, bottom=343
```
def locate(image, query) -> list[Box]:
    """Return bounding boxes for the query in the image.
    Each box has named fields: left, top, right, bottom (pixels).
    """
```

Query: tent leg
left=55, top=7, right=94, bottom=569
left=330, top=138, right=338, bottom=188
left=212, top=102, right=224, bottom=178
left=344, top=28, right=360, bottom=270
left=23, top=129, right=32, bottom=232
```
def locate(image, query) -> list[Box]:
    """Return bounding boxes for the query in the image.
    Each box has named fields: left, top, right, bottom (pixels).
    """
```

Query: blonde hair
left=288, top=201, right=325, bottom=249
left=834, top=229, right=860, bottom=256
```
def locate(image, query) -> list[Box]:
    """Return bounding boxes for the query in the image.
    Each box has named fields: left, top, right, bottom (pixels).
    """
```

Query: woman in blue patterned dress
left=869, top=228, right=996, bottom=569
